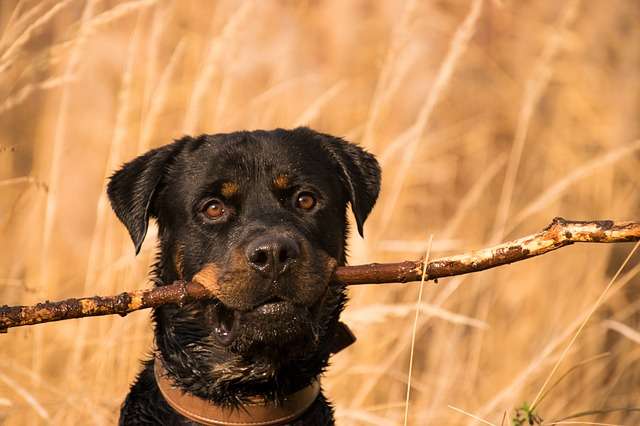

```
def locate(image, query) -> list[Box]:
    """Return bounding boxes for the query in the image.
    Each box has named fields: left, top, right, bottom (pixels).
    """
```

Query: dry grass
left=1, top=1, right=639, bottom=424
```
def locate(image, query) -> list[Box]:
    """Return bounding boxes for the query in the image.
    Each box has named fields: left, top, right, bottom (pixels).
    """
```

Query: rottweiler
left=108, top=127, right=381, bottom=425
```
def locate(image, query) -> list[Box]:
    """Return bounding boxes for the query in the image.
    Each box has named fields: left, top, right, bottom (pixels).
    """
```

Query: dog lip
left=212, top=298, right=308, bottom=346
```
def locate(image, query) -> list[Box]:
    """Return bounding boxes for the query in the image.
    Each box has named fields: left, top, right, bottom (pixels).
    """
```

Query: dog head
left=108, top=128, right=380, bottom=398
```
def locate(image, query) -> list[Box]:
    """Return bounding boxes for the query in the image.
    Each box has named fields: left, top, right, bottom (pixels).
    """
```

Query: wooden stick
left=341, top=217, right=640, bottom=284
left=1, top=217, right=638, bottom=332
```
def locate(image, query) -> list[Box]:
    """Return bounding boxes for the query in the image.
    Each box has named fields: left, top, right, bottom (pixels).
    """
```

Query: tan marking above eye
left=273, top=174, right=290, bottom=190
left=204, top=200, right=225, bottom=219
left=220, top=182, right=239, bottom=198
left=296, top=192, right=316, bottom=210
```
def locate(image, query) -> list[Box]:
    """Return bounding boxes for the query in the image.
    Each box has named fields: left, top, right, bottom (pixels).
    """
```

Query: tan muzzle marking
left=192, top=263, right=221, bottom=294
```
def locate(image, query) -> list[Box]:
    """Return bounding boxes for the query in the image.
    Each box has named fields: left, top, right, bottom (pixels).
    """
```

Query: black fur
left=109, top=128, right=381, bottom=425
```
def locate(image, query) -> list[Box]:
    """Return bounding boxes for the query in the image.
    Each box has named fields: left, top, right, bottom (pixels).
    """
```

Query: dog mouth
left=212, top=302, right=242, bottom=346
left=212, top=298, right=308, bottom=347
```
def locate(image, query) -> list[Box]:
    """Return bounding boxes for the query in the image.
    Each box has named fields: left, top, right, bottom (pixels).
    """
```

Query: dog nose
left=246, top=235, right=300, bottom=279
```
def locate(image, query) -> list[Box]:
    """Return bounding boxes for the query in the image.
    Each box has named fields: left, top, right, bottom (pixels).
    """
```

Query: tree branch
left=1, top=217, right=638, bottom=332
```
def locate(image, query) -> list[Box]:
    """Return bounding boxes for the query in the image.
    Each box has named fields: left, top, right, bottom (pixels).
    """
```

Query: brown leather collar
left=154, top=358, right=320, bottom=426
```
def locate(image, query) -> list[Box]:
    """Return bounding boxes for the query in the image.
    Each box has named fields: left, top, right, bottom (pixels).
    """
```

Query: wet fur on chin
left=153, top=283, right=346, bottom=405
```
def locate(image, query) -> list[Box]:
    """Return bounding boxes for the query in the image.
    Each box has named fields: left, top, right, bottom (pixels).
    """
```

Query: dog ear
left=312, top=130, right=381, bottom=237
left=107, top=139, right=187, bottom=254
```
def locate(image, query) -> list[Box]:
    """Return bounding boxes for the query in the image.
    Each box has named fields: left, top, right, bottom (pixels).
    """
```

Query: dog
left=108, top=128, right=380, bottom=425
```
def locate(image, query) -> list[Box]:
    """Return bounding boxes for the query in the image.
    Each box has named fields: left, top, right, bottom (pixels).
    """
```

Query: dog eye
left=203, top=199, right=225, bottom=219
left=295, top=192, right=316, bottom=211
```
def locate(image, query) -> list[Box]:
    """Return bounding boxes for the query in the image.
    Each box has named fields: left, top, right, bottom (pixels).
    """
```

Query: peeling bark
left=1, top=217, right=638, bottom=332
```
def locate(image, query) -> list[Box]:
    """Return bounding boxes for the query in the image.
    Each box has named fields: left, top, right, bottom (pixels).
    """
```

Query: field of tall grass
left=1, top=0, right=639, bottom=424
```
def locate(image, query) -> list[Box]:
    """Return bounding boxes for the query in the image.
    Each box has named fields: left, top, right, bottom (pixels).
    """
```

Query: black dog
left=108, top=127, right=380, bottom=425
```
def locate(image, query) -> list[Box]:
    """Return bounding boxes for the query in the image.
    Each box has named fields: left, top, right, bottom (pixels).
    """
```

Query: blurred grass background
left=1, top=0, right=639, bottom=424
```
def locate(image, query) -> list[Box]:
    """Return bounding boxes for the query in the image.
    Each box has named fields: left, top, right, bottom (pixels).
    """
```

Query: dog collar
left=154, top=357, right=321, bottom=426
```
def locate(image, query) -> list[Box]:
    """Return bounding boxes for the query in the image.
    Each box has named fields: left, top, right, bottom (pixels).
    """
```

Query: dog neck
left=154, top=307, right=355, bottom=404
left=154, top=356, right=321, bottom=425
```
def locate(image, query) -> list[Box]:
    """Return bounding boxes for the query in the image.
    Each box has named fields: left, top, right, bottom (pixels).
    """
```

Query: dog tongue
left=214, top=304, right=239, bottom=346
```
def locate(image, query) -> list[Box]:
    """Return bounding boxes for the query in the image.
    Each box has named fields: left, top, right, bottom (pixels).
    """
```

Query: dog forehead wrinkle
left=195, top=135, right=333, bottom=193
